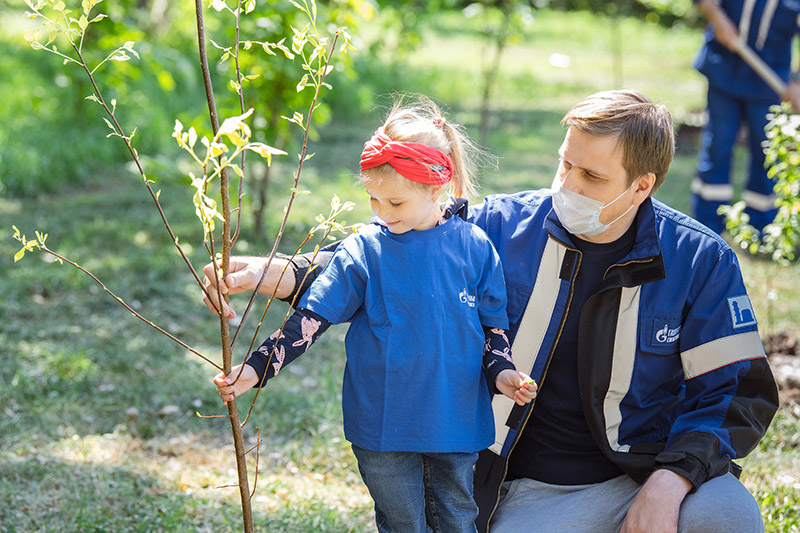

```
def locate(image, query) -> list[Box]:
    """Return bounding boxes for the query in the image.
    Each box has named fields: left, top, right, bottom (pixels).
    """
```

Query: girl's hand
left=201, top=257, right=267, bottom=318
left=495, top=370, right=538, bottom=406
left=212, top=363, right=260, bottom=405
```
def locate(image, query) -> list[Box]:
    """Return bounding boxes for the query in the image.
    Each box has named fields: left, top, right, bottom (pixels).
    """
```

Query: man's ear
left=633, top=172, right=656, bottom=205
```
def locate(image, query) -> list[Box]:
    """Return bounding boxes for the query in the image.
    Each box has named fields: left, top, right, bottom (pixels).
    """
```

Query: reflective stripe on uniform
left=681, top=331, right=766, bottom=379
left=691, top=178, right=734, bottom=202
left=602, top=287, right=641, bottom=453
left=756, top=0, right=780, bottom=50
left=742, top=189, right=777, bottom=212
left=489, top=238, right=565, bottom=454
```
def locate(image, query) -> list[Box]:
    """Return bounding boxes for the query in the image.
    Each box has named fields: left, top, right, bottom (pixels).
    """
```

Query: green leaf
left=110, top=51, right=130, bottom=62
left=296, top=73, right=309, bottom=92
left=188, top=127, right=197, bottom=149
left=122, top=41, right=139, bottom=58
left=210, top=0, right=227, bottom=12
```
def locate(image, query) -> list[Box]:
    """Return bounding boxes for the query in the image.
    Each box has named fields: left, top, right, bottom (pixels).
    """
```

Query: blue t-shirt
left=298, top=216, right=509, bottom=453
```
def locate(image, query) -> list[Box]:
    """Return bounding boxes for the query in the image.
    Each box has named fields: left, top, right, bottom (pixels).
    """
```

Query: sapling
left=14, top=0, right=356, bottom=530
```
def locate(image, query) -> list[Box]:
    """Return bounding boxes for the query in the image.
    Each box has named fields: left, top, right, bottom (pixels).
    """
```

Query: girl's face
left=365, top=173, right=443, bottom=234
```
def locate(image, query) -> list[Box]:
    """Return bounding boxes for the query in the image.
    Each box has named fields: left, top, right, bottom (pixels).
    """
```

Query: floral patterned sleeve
left=246, top=307, right=332, bottom=387
left=482, top=327, right=516, bottom=394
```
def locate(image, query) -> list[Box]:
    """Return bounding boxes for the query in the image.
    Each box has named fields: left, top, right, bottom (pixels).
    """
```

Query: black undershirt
left=507, top=222, right=637, bottom=485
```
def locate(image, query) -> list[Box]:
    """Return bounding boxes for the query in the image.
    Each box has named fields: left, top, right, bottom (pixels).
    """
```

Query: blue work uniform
left=692, top=0, right=800, bottom=233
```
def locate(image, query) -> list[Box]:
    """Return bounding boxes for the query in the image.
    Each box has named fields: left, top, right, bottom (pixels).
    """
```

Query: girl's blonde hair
left=361, top=95, right=483, bottom=199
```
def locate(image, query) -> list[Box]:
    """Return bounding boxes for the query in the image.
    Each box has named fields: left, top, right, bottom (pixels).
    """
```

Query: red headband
left=360, top=130, right=453, bottom=185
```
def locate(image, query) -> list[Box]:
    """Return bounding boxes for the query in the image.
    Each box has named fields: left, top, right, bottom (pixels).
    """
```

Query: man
left=203, top=90, right=778, bottom=533
left=692, top=0, right=800, bottom=234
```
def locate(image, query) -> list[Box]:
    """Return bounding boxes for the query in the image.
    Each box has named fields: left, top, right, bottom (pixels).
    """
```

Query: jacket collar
left=442, top=196, right=469, bottom=221
left=544, top=195, right=665, bottom=285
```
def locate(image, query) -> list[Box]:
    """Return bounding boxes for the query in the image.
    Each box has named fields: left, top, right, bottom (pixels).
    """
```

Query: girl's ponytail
left=371, top=95, right=489, bottom=200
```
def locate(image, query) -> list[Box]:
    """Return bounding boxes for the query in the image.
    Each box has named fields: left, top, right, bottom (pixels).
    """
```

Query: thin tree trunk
left=479, top=3, right=512, bottom=147
left=193, top=1, right=253, bottom=531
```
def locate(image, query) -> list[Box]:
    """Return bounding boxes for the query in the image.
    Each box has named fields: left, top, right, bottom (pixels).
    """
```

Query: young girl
left=213, top=96, right=536, bottom=532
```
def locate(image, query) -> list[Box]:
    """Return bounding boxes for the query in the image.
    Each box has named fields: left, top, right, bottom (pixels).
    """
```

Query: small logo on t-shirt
left=728, top=295, right=757, bottom=328
left=459, top=289, right=476, bottom=307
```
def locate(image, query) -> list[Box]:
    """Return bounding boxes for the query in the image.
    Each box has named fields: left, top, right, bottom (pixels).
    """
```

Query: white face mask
left=551, top=177, right=635, bottom=236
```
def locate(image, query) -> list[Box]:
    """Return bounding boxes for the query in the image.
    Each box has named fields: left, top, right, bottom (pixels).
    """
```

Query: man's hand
left=495, top=370, right=537, bottom=406
left=783, top=80, right=800, bottom=111
left=619, top=469, right=693, bottom=533
left=213, top=363, right=260, bottom=405
left=698, top=0, right=739, bottom=52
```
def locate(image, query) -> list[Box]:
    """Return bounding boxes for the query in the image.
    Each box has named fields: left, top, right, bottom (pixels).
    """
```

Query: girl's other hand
left=212, top=363, right=260, bottom=405
left=496, top=370, right=537, bottom=406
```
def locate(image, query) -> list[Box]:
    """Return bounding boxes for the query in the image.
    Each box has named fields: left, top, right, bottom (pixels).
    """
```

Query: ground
left=765, top=330, right=800, bottom=406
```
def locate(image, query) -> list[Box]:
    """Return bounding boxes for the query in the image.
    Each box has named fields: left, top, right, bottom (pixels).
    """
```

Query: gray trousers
left=489, top=473, right=763, bottom=533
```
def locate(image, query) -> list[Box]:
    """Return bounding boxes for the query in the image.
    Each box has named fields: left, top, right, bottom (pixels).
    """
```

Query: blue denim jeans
left=352, top=445, right=479, bottom=533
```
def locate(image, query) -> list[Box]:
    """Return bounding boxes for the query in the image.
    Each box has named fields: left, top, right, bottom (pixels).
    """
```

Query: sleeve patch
left=727, top=295, right=757, bottom=328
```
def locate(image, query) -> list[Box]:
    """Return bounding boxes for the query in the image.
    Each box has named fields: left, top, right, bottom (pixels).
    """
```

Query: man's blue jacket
left=469, top=191, right=778, bottom=532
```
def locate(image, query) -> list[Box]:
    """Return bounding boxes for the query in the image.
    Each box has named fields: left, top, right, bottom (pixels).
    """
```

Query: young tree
left=463, top=0, right=535, bottom=146
left=13, top=0, right=357, bottom=530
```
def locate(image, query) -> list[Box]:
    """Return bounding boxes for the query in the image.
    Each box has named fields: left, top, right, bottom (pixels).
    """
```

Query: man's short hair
left=562, top=90, right=675, bottom=192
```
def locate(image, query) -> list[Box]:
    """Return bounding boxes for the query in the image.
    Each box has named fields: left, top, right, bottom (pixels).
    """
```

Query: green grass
left=2, top=6, right=799, bottom=532
left=1, top=174, right=372, bottom=531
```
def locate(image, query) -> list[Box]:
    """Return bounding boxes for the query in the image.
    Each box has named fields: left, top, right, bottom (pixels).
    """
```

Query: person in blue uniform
left=212, top=97, right=536, bottom=533
left=692, top=0, right=800, bottom=234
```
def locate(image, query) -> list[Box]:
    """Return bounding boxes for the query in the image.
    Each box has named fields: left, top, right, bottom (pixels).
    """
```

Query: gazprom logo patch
left=728, top=295, right=757, bottom=328
left=654, top=323, right=681, bottom=344
left=459, top=289, right=476, bottom=307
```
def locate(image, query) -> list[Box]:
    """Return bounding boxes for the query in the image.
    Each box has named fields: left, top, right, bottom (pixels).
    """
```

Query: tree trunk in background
left=479, top=2, right=513, bottom=147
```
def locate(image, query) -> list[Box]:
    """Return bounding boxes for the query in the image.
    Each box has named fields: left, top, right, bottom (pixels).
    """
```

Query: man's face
left=555, top=126, right=645, bottom=242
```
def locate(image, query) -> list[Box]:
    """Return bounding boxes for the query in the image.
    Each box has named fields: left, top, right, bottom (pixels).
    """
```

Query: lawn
left=2, top=5, right=799, bottom=532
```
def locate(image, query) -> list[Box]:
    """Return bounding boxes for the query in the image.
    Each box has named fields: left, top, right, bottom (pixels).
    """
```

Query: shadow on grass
left=0, top=449, right=371, bottom=532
